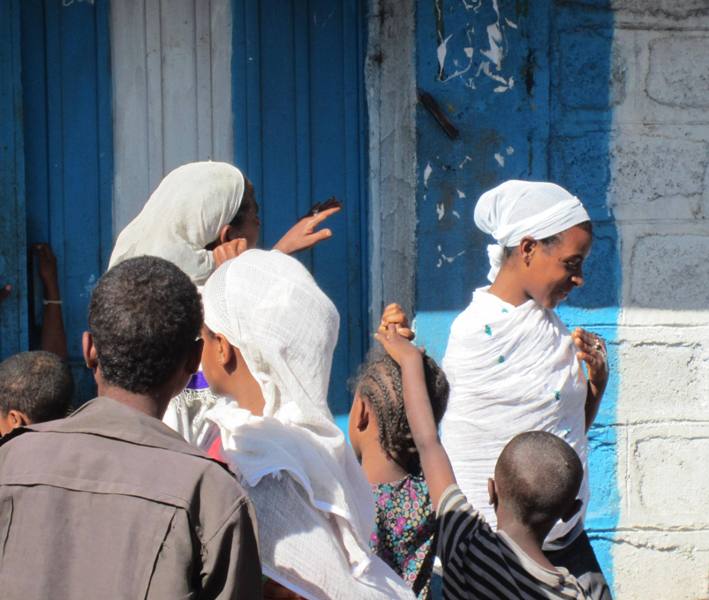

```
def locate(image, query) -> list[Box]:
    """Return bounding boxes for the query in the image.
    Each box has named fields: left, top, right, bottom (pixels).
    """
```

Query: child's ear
left=8, top=409, right=30, bottom=429
left=218, top=224, right=236, bottom=244
left=82, top=331, right=98, bottom=370
left=216, top=334, right=237, bottom=372
left=487, top=477, right=498, bottom=509
left=353, top=395, right=370, bottom=431
left=561, top=498, right=583, bottom=523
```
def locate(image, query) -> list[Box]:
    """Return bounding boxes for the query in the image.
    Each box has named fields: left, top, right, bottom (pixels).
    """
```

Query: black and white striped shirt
left=438, top=485, right=591, bottom=600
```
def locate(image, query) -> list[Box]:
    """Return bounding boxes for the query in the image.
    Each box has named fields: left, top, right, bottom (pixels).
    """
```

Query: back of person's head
left=495, top=431, right=583, bottom=529
left=353, top=350, right=449, bottom=474
left=88, top=256, right=202, bottom=393
left=0, top=351, right=73, bottom=427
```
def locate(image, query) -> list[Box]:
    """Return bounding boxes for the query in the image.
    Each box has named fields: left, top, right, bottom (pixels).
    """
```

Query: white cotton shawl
left=474, top=180, right=590, bottom=282
left=108, top=161, right=245, bottom=285
left=201, top=250, right=415, bottom=599
left=441, top=287, right=590, bottom=545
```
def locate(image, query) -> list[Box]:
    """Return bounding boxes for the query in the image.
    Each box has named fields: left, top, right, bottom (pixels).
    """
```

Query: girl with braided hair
left=349, top=304, right=450, bottom=600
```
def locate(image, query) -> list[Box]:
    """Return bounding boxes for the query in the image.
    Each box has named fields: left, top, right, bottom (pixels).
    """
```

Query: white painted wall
left=365, top=0, right=417, bottom=328
left=610, top=3, right=709, bottom=598
left=110, top=0, right=233, bottom=235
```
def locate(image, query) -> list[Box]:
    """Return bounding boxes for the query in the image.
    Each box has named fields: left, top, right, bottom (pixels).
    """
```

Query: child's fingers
left=397, top=327, right=415, bottom=341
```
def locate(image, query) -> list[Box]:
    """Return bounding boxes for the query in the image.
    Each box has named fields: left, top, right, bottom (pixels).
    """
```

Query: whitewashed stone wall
left=610, top=2, right=709, bottom=598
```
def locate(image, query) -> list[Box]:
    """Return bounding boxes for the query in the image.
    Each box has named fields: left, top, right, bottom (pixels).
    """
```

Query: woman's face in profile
left=527, top=225, right=592, bottom=309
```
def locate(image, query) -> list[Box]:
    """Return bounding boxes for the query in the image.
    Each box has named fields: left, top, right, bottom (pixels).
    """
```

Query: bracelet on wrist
left=43, top=299, right=62, bottom=305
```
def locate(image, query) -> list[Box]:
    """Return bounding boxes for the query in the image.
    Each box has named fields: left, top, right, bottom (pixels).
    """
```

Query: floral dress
left=370, top=475, right=436, bottom=599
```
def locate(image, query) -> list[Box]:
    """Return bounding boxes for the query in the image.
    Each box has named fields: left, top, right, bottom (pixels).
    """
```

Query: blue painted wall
left=21, top=0, right=113, bottom=403
left=233, top=0, right=368, bottom=416
left=0, top=0, right=28, bottom=360
left=413, top=0, right=620, bottom=589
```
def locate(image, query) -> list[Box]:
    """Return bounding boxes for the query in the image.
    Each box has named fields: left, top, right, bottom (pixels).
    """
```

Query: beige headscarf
left=109, top=161, right=245, bottom=285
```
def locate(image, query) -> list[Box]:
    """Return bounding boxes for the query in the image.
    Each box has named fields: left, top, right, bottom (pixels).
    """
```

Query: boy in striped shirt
left=375, top=325, right=592, bottom=599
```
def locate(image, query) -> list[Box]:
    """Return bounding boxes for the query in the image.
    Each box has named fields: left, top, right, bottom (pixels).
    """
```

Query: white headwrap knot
left=474, top=180, right=590, bottom=282
left=109, top=161, right=245, bottom=285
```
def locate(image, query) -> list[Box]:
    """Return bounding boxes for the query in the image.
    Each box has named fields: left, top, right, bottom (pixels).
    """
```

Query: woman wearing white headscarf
left=440, top=180, right=611, bottom=598
left=109, top=161, right=341, bottom=445
left=198, top=249, right=415, bottom=599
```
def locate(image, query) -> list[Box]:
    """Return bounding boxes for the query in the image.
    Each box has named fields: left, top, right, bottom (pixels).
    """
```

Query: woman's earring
left=524, top=255, right=531, bottom=267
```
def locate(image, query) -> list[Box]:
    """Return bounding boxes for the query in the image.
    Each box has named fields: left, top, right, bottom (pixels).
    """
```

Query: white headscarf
left=474, top=180, right=590, bottom=282
left=202, top=250, right=414, bottom=599
left=109, top=161, right=245, bottom=285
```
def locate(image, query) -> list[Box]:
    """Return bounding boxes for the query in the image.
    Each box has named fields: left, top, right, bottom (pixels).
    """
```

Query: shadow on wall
left=413, top=0, right=619, bottom=591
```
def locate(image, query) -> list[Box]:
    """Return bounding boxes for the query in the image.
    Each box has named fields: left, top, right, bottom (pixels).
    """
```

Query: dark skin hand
left=33, top=244, right=69, bottom=360
left=273, top=202, right=342, bottom=255
left=213, top=199, right=343, bottom=268
left=0, top=284, right=11, bottom=302
left=571, top=327, right=608, bottom=430
left=377, top=302, right=415, bottom=340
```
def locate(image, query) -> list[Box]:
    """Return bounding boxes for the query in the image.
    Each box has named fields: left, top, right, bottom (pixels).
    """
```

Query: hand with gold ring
left=571, top=328, right=608, bottom=391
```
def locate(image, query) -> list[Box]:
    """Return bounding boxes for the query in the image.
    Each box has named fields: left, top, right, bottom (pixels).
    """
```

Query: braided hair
left=352, top=350, right=449, bottom=475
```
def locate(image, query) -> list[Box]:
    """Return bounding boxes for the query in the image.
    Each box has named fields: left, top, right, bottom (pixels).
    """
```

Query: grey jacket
left=0, top=397, right=263, bottom=599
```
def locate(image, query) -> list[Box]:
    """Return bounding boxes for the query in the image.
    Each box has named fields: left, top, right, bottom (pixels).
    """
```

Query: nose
left=571, top=272, right=585, bottom=287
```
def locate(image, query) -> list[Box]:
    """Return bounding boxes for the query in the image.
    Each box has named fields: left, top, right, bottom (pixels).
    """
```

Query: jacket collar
left=2, top=397, right=213, bottom=463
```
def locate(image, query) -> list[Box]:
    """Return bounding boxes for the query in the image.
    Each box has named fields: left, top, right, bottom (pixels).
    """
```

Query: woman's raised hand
left=273, top=200, right=342, bottom=255
left=377, top=302, right=414, bottom=340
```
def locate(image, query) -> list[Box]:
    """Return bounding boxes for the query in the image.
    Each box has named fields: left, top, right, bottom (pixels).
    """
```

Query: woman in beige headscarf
left=109, top=161, right=341, bottom=445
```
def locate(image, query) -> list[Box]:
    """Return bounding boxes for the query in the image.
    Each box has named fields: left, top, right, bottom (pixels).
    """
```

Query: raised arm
left=34, top=244, right=68, bottom=360
left=374, top=325, right=456, bottom=510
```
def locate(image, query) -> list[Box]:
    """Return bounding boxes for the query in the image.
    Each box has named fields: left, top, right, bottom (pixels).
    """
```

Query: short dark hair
left=89, top=256, right=202, bottom=393
left=353, top=350, right=449, bottom=475
left=0, top=351, right=73, bottom=423
left=495, top=431, right=583, bottom=527
left=230, top=177, right=257, bottom=230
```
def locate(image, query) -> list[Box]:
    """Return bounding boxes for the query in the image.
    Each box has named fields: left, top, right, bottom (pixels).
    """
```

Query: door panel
left=0, top=0, right=28, bottom=360
left=233, top=0, right=368, bottom=416
left=21, top=0, right=113, bottom=402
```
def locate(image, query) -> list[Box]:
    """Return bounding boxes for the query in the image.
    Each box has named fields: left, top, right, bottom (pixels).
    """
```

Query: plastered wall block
left=647, top=36, right=709, bottom=108
left=613, top=530, right=709, bottom=600
left=616, top=341, right=708, bottom=423
left=628, top=235, right=709, bottom=310
left=559, top=29, right=626, bottom=111
left=623, top=423, right=709, bottom=528
left=609, top=135, right=708, bottom=203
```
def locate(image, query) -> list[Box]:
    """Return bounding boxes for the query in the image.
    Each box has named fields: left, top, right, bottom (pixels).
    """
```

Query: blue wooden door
left=233, top=0, right=368, bottom=419
left=0, top=0, right=28, bottom=360
left=20, top=0, right=113, bottom=402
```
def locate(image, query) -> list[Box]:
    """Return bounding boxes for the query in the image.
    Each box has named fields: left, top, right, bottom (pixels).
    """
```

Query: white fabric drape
left=109, top=161, right=245, bottom=285
left=441, top=287, right=590, bottom=544
left=201, top=250, right=415, bottom=599
left=474, top=180, right=590, bottom=282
